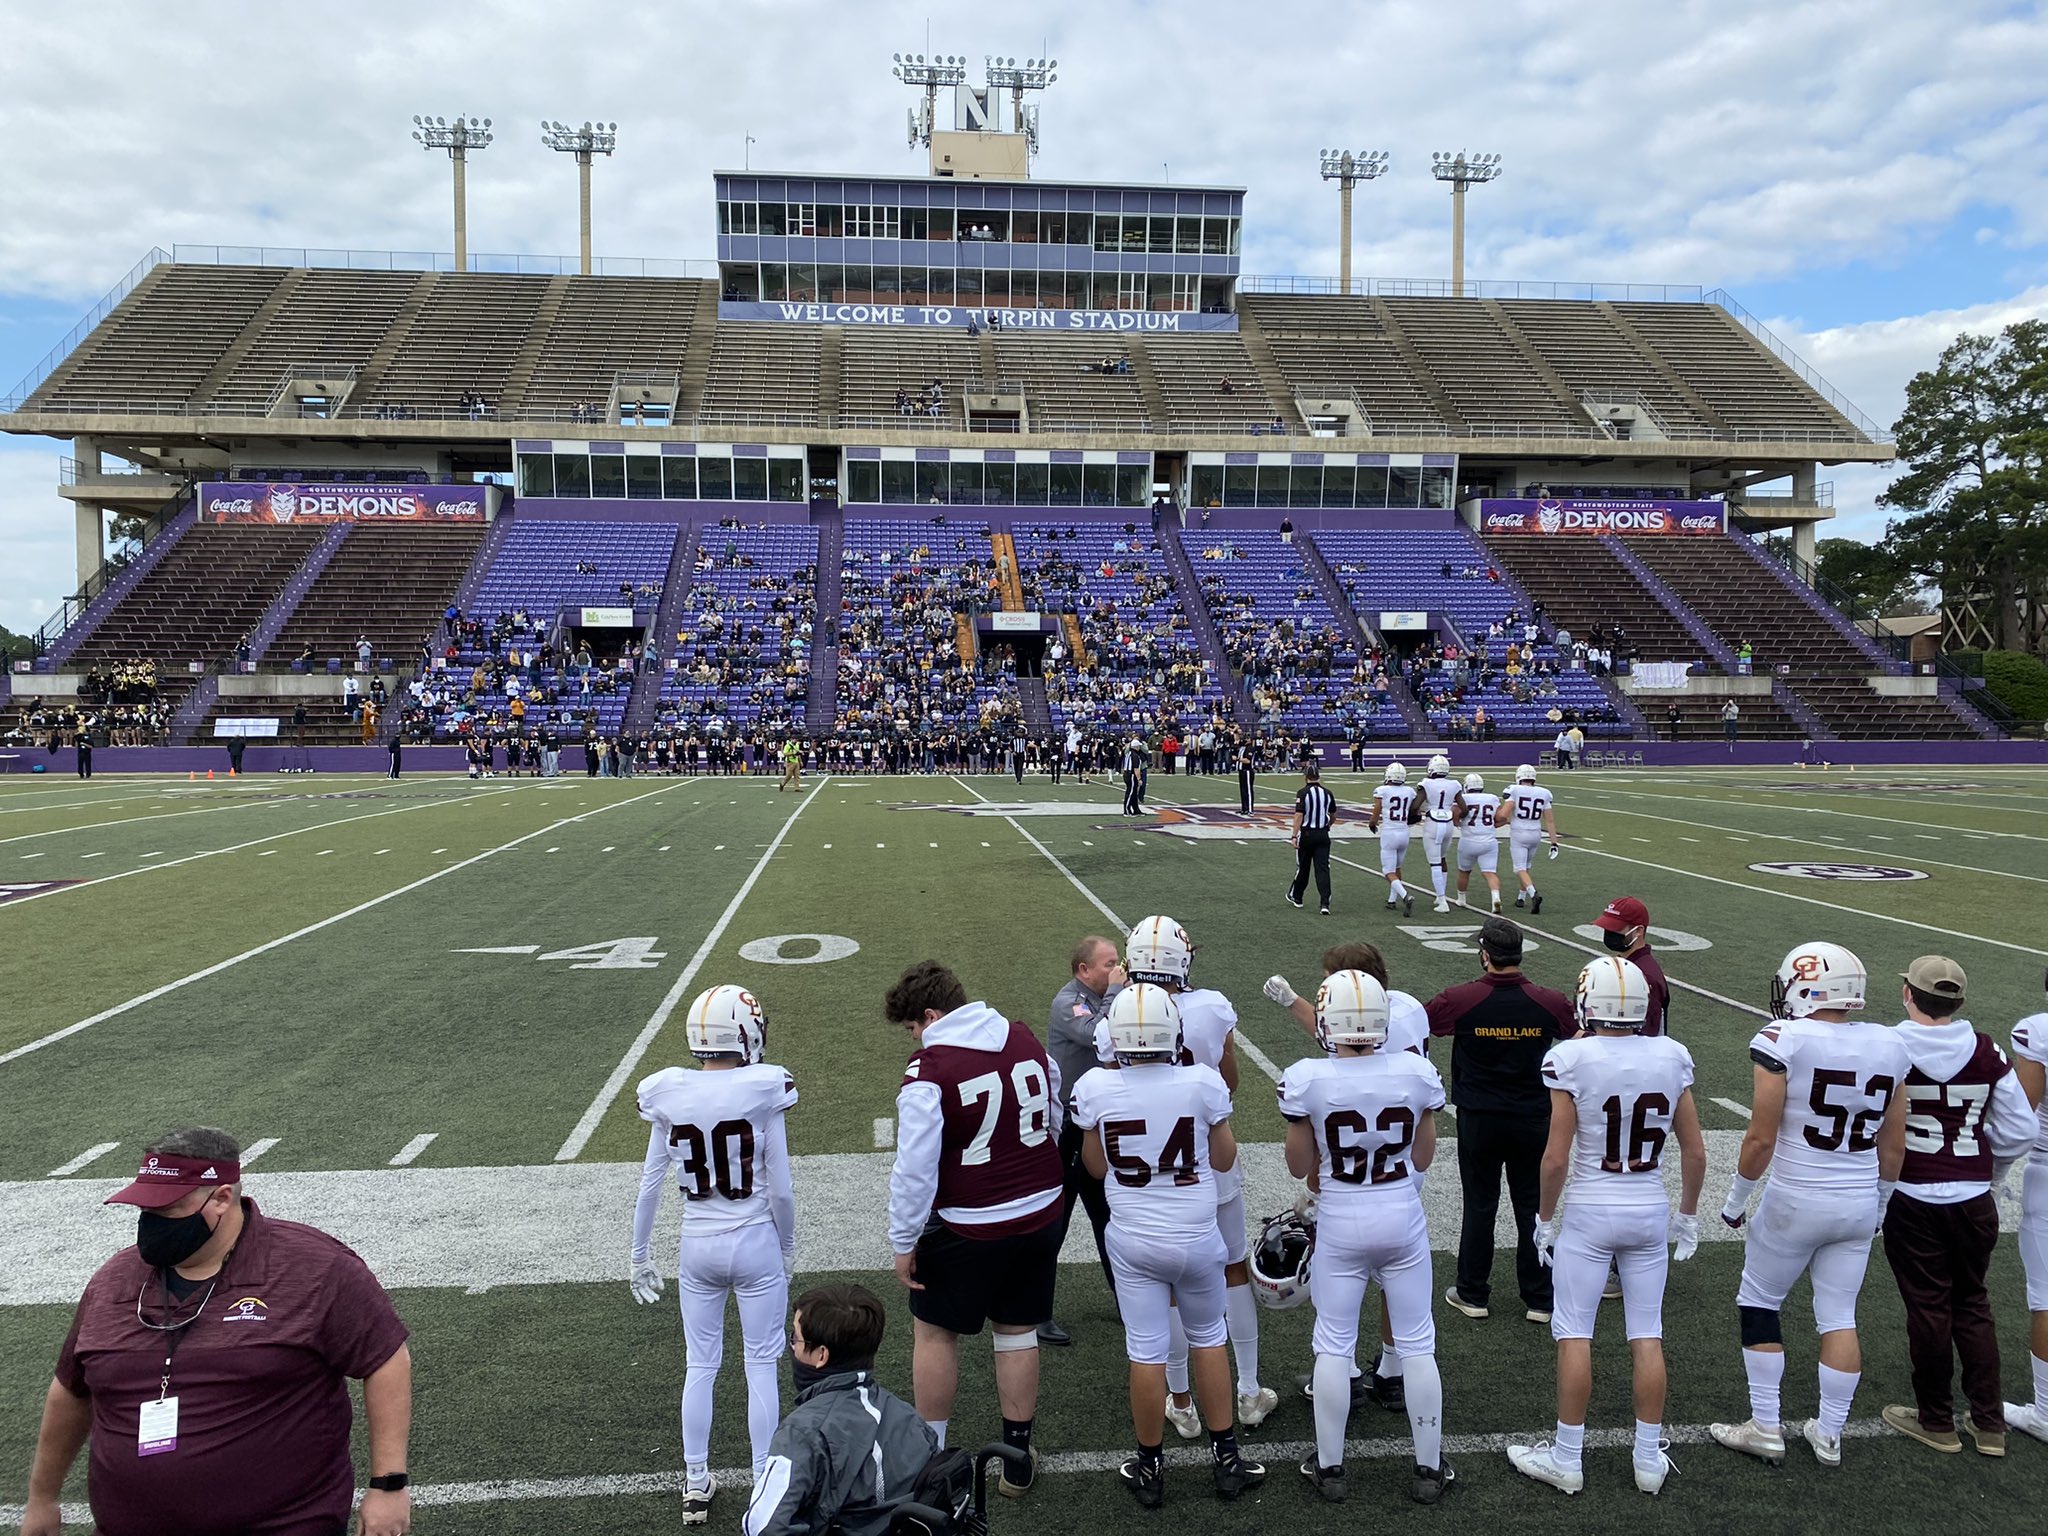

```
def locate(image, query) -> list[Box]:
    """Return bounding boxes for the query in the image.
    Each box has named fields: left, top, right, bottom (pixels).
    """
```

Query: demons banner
left=200, top=482, right=490, bottom=524
left=1477, top=499, right=1727, bottom=536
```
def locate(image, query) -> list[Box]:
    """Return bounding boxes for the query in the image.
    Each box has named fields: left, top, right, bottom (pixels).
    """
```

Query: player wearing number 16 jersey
left=885, top=960, right=1063, bottom=1492
left=1507, top=958, right=1704, bottom=1498
left=631, top=985, right=800, bottom=1525
left=1711, top=942, right=1910, bottom=1470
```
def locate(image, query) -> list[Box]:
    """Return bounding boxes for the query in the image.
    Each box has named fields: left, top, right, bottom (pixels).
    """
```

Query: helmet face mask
left=1575, top=956, right=1650, bottom=1031
left=685, top=984, right=767, bottom=1063
left=1770, top=941, right=1868, bottom=1019
left=1249, top=1208, right=1315, bottom=1310
left=1316, top=968, right=1390, bottom=1051
left=1126, top=915, right=1193, bottom=989
left=1106, top=982, right=1183, bottom=1064
left=1427, top=754, right=1450, bottom=778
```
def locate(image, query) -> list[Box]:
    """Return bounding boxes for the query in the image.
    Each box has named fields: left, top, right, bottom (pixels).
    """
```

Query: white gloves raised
left=1263, top=975, right=1298, bottom=1008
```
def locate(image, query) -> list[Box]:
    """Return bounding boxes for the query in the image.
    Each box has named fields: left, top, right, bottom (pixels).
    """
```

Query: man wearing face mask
left=1591, top=896, right=1668, bottom=1036
left=19, top=1128, right=413, bottom=1536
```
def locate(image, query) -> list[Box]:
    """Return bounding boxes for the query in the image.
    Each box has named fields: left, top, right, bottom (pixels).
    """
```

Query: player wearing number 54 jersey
left=1712, top=942, right=1909, bottom=1471
left=885, top=961, right=1063, bottom=1493
left=631, top=985, right=800, bottom=1526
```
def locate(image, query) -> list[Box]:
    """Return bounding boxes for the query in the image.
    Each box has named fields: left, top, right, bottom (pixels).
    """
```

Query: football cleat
left=1514, top=891, right=1525, bottom=908
left=1803, top=1418, right=1842, bottom=1467
left=1237, top=1387, right=1280, bottom=1427
left=1403, top=894, right=1415, bottom=917
left=1433, top=898, right=1452, bottom=914
left=1507, top=1442, right=1583, bottom=1494
left=1212, top=1453, right=1266, bottom=1500
left=1412, top=1457, right=1456, bottom=1505
left=1386, top=897, right=1397, bottom=910
left=1710, top=1418, right=1786, bottom=1464
left=680, top=1480, right=715, bottom=1526
left=1166, top=1396, right=1203, bottom=1440
left=2002, top=1402, right=2048, bottom=1443
left=1299, top=1456, right=1346, bottom=1503
left=1119, top=1455, right=1165, bottom=1508
left=1530, top=892, right=1544, bottom=914
left=1635, top=1446, right=1676, bottom=1496
left=1368, top=1371, right=1407, bottom=1412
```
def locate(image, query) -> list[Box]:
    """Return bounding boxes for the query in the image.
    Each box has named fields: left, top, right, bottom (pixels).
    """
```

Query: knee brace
left=993, top=1329, right=1040, bottom=1354
left=1739, top=1305, right=1782, bottom=1348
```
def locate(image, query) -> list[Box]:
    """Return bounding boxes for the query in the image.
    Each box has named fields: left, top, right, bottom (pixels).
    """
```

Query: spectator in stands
left=1737, top=638, right=1754, bottom=675
left=1666, top=701, right=1683, bottom=741
left=1279, top=516, right=1293, bottom=546
left=356, top=635, right=373, bottom=672
left=1219, top=376, right=1237, bottom=394
left=1721, top=698, right=1741, bottom=748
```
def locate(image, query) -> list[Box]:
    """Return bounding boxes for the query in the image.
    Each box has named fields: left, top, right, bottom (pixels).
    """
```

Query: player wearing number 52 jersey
left=1712, top=942, right=1909, bottom=1471
left=631, top=985, right=800, bottom=1526
left=1281, top=970, right=1453, bottom=1506
left=1508, top=958, right=1704, bottom=1498
left=1075, top=984, right=1264, bottom=1507
left=884, top=961, right=1063, bottom=1492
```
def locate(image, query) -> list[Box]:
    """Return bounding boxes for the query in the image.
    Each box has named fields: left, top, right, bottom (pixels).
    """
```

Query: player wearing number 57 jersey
left=884, top=961, right=1063, bottom=1492
left=1712, top=942, right=1909, bottom=1471
left=631, top=985, right=800, bottom=1526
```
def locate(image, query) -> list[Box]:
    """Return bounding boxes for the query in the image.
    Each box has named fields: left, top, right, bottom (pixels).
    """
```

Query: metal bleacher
left=515, top=276, right=710, bottom=419
left=1495, top=300, right=1717, bottom=437
left=837, top=330, right=978, bottom=426
left=268, top=524, right=485, bottom=667
left=988, top=333, right=1150, bottom=431
left=202, top=269, right=420, bottom=414
left=358, top=273, right=548, bottom=417
left=1377, top=298, right=1578, bottom=434
left=1148, top=335, right=1280, bottom=431
left=1237, top=294, right=1450, bottom=433
left=699, top=323, right=822, bottom=425
left=1607, top=303, right=1853, bottom=437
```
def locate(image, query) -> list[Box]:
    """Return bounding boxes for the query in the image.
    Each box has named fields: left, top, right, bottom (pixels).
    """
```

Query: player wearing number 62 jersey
left=884, top=961, right=1063, bottom=1490
left=631, top=985, right=800, bottom=1525
left=1711, top=942, right=1909, bottom=1471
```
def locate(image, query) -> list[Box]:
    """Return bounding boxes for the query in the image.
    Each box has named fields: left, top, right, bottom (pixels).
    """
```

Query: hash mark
left=1710, top=1097, right=1752, bottom=1120
left=241, top=1137, right=282, bottom=1164
left=46, top=1142, right=120, bottom=1178
left=390, top=1133, right=439, bottom=1166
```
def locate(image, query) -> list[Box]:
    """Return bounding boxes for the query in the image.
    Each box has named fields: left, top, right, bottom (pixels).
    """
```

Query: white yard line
left=241, top=1137, right=282, bottom=1164
left=1569, top=782, right=2048, bottom=845
left=44, top=1142, right=119, bottom=1178
left=0, top=796, right=294, bottom=848
left=390, top=1133, right=439, bottom=1166
left=1711, top=1097, right=1753, bottom=1120
left=0, top=784, right=676, bottom=1068
left=554, top=778, right=832, bottom=1161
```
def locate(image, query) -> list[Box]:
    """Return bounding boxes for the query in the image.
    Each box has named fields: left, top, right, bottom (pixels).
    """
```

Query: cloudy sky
left=2, top=0, right=2045, bottom=633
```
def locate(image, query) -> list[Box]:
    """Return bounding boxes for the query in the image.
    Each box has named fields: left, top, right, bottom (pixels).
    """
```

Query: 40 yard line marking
left=554, top=778, right=833, bottom=1161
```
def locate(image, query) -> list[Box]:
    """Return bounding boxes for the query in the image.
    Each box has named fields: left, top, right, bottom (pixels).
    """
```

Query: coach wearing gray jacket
left=1044, top=936, right=1126, bottom=1342
left=746, top=1284, right=936, bottom=1536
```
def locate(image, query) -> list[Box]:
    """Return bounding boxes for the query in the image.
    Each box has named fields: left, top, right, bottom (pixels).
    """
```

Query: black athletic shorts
left=907, top=1213, right=1062, bottom=1335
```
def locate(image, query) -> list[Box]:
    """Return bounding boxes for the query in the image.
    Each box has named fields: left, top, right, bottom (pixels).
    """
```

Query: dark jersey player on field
left=885, top=960, right=1064, bottom=1497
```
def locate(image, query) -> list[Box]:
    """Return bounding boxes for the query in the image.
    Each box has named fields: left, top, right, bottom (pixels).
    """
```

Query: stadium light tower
left=984, top=56, right=1057, bottom=156
left=412, top=115, right=492, bottom=272
left=1430, top=150, right=1502, bottom=298
left=893, top=52, right=969, bottom=148
left=1318, top=149, right=1387, bottom=294
left=542, top=120, right=619, bottom=275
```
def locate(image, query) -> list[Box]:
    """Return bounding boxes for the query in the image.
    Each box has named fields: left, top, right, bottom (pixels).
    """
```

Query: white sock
left=686, top=1460, right=711, bottom=1491
left=1817, top=1363, right=1858, bottom=1440
left=1166, top=1307, right=1190, bottom=1396
left=1634, top=1419, right=1663, bottom=1468
left=1378, top=1345, right=1404, bottom=1379
left=744, top=1358, right=781, bottom=1474
left=681, top=1364, right=718, bottom=1471
left=1553, top=1419, right=1585, bottom=1469
left=926, top=1417, right=949, bottom=1450
left=1391, top=879, right=1407, bottom=901
left=1224, top=1283, right=1261, bottom=1396
left=1743, top=1348, right=1785, bottom=1430
left=1432, top=867, right=1447, bottom=898
left=2034, top=1352, right=2048, bottom=1415
left=1526, top=884, right=1537, bottom=901
left=1404, top=1355, right=1444, bottom=1471
left=1312, top=1354, right=1351, bottom=1470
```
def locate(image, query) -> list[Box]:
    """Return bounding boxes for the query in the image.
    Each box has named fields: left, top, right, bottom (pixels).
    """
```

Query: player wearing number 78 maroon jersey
left=884, top=960, right=1065, bottom=1496
left=1710, top=941, right=1910, bottom=1470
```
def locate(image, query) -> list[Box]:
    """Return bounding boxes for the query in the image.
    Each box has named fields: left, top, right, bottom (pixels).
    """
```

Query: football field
left=4, top=762, right=2048, bottom=1532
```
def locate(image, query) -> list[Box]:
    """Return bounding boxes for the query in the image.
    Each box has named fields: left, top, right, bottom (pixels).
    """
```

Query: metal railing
left=59, top=456, right=162, bottom=487
left=1, top=247, right=170, bottom=411
left=1704, top=289, right=1889, bottom=443
left=1745, top=480, right=1836, bottom=507
left=1754, top=536, right=1911, bottom=664
left=263, top=363, right=361, bottom=418
left=1239, top=275, right=1706, bottom=302
left=169, top=244, right=723, bottom=281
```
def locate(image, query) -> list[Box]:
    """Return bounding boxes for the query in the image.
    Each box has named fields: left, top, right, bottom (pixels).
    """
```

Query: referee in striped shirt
left=1286, top=761, right=1337, bottom=915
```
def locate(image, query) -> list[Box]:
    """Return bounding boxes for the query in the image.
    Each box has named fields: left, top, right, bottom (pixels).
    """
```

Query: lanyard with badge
left=133, top=1262, right=226, bottom=1457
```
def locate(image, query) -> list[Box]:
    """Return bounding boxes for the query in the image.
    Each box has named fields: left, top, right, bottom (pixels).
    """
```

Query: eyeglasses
left=135, top=1275, right=220, bottom=1333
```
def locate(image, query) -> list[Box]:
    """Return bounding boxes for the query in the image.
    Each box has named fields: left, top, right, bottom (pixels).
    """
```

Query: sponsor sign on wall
left=578, top=607, right=635, bottom=628
left=200, top=483, right=489, bottom=524
left=1477, top=498, right=1727, bottom=536
left=989, top=612, right=1044, bottom=632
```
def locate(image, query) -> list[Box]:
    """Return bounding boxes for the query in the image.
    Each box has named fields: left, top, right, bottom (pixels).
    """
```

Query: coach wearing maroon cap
left=19, top=1128, right=413, bottom=1536
left=1593, top=896, right=1669, bottom=1036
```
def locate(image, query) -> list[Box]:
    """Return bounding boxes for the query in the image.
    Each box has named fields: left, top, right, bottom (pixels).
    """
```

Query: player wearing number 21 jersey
left=631, top=985, right=800, bottom=1524
left=1712, top=942, right=1909, bottom=1471
left=1368, top=764, right=1418, bottom=916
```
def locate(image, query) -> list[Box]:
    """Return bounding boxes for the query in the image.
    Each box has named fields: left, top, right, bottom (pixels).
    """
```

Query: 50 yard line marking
left=554, top=778, right=833, bottom=1161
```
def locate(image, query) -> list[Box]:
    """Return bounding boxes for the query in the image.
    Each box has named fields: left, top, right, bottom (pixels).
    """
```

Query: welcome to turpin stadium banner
left=720, top=300, right=1239, bottom=333
left=1477, top=498, right=1727, bottom=536
left=199, top=482, right=490, bottom=524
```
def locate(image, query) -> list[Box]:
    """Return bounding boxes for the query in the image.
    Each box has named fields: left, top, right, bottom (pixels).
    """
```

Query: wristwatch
left=368, top=1473, right=409, bottom=1493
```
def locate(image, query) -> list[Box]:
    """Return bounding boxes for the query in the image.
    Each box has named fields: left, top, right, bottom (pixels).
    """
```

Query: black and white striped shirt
left=1296, top=782, right=1335, bottom=831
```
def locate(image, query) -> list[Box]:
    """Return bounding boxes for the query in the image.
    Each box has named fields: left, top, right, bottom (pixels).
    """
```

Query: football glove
left=630, top=1260, right=664, bottom=1305
left=1546, top=842, right=1560, bottom=860
left=1671, top=1213, right=1700, bottom=1263
left=782, top=1248, right=797, bottom=1280
left=1532, top=1214, right=1559, bottom=1267
left=1263, top=975, right=1298, bottom=1009
left=1292, top=1188, right=1319, bottom=1223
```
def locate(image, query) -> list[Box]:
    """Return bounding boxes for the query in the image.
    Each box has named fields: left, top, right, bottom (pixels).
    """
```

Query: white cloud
left=0, top=441, right=79, bottom=637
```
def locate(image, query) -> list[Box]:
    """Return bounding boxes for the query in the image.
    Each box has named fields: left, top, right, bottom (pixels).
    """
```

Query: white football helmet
left=1427, top=754, right=1451, bottom=778
left=1105, top=982, right=1183, bottom=1062
left=684, top=984, right=767, bottom=1062
left=1384, top=762, right=1408, bottom=785
left=1126, top=915, right=1193, bottom=988
left=1250, top=1208, right=1315, bottom=1310
left=1575, top=956, right=1651, bottom=1030
left=1316, top=968, right=1390, bottom=1050
left=1771, top=941, right=1868, bottom=1019
left=1516, top=763, right=1538, bottom=784
left=1462, top=772, right=1486, bottom=793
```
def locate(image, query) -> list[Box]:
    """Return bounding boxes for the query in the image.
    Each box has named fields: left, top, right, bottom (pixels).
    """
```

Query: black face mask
left=1602, top=929, right=1634, bottom=953
left=136, top=1203, right=218, bottom=1269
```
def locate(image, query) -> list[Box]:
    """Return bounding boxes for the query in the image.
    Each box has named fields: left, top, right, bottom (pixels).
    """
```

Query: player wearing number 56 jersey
left=1712, top=942, right=1909, bottom=1471
left=1502, top=765, right=1558, bottom=915
left=1508, top=958, right=1704, bottom=1498
left=2006, top=986, right=2048, bottom=1443
left=631, top=985, right=800, bottom=1526
left=884, top=961, right=1063, bottom=1492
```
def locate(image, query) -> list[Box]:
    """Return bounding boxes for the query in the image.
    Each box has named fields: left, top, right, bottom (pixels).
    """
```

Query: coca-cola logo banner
left=200, top=482, right=488, bottom=524
left=1478, top=499, right=1726, bottom=536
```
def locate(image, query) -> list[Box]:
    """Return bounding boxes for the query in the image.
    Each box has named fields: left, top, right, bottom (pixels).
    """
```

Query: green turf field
left=4, top=763, right=2048, bottom=1531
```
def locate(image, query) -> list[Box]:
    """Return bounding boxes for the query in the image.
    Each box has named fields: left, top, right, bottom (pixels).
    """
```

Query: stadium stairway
left=496, top=276, right=572, bottom=416
left=245, top=524, right=350, bottom=664
left=990, top=533, right=1026, bottom=609
left=1594, top=536, right=1741, bottom=673
left=42, top=500, right=197, bottom=668
left=805, top=506, right=844, bottom=736
left=1157, top=511, right=1251, bottom=722
left=343, top=272, right=436, bottom=407
left=1230, top=309, right=1303, bottom=421
left=447, top=504, right=519, bottom=618
left=623, top=523, right=700, bottom=735
left=1594, top=302, right=1733, bottom=434
left=187, top=268, right=310, bottom=408
left=1368, top=299, right=1465, bottom=429
left=1298, top=533, right=1434, bottom=739
left=1125, top=339, right=1174, bottom=426
left=1017, top=675, right=1054, bottom=734
left=167, top=675, right=222, bottom=746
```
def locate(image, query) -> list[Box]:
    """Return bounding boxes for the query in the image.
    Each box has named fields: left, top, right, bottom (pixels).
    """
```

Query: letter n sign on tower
left=956, top=85, right=994, bottom=130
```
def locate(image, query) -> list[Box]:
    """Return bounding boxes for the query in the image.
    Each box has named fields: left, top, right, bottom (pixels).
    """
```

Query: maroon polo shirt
left=55, top=1198, right=408, bottom=1536
left=1628, top=945, right=1670, bottom=1037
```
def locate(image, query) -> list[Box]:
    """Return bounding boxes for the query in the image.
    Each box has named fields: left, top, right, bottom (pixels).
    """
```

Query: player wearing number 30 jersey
left=1711, top=942, right=1909, bottom=1471
left=632, top=985, right=800, bottom=1525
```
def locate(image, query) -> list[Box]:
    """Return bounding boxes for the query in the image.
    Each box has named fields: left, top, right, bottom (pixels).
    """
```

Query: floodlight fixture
left=1429, top=150, right=1503, bottom=297
left=543, top=119, right=620, bottom=274
left=413, top=114, right=493, bottom=272
left=1316, top=149, right=1387, bottom=292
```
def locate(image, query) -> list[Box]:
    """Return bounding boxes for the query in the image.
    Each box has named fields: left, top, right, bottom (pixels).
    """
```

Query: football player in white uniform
left=631, top=985, right=799, bottom=1525
left=1506, top=957, right=1705, bottom=1497
left=1075, top=984, right=1265, bottom=1506
left=2006, top=983, right=2048, bottom=1441
left=1366, top=762, right=1418, bottom=917
left=1502, top=764, right=1560, bottom=915
left=1418, top=755, right=1458, bottom=913
left=1710, top=942, right=1909, bottom=1468
left=1097, top=918, right=1276, bottom=1431
left=1281, top=971, right=1454, bottom=1505
left=1452, top=772, right=1503, bottom=915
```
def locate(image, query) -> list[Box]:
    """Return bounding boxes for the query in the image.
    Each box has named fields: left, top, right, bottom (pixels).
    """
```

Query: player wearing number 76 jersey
left=631, top=985, right=800, bottom=1526
left=1710, top=941, right=1910, bottom=1471
left=1507, top=957, right=1704, bottom=1498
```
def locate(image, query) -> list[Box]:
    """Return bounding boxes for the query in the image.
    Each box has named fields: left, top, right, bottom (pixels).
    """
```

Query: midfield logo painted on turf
left=0, top=881, right=83, bottom=903
left=1138, top=805, right=1379, bottom=841
left=1747, top=861, right=1928, bottom=882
